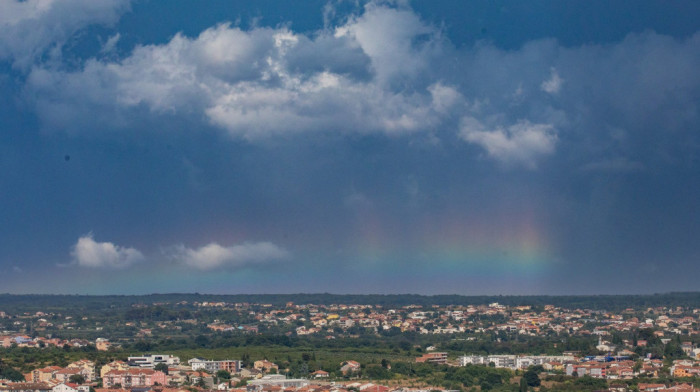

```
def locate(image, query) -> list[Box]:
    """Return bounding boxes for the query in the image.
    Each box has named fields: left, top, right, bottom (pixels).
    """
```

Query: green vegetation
left=154, top=362, right=169, bottom=374
left=2, top=293, right=699, bottom=391
left=540, top=375, right=608, bottom=391
left=3, top=292, right=700, bottom=313
left=0, top=358, right=25, bottom=381
left=522, top=368, right=540, bottom=387
left=215, top=370, right=230, bottom=380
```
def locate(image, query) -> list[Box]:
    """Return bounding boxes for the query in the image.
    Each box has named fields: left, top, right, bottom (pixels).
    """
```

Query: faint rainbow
left=348, top=207, right=554, bottom=275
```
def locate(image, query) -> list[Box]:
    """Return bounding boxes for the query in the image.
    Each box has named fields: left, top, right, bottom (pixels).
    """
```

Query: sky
left=1, top=0, right=699, bottom=295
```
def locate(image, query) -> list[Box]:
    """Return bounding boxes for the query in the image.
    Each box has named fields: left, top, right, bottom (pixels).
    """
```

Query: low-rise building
left=95, top=339, right=111, bottom=351
left=102, top=369, right=167, bottom=388
left=0, top=383, right=52, bottom=392
left=415, top=353, right=447, bottom=365
left=31, top=367, right=62, bottom=383
left=340, top=361, right=361, bottom=375
left=127, top=355, right=180, bottom=369
left=247, top=375, right=309, bottom=391
left=310, top=370, right=329, bottom=379
left=51, top=383, right=89, bottom=392
left=459, top=355, right=573, bottom=370
left=66, top=360, right=95, bottom=382
left=189, top=359, right=241, bottom=374
left=253, top=361, right=278, bottom=373
left=100, top=361, right=129, bottom=379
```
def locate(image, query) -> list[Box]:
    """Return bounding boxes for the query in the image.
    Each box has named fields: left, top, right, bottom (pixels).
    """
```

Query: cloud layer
left=70, top=235, right=288, bottom=271
left=0, top=1, right=699, bottom=294
left=168, top=242, right=290, bottom=270
left=459, top=118, right=557, bottom=168
left=18, top=3, right=698, bottom=171
left=71, top=234, right=144, bottom=269
left=0, top=0, right=130, bottom=69
left=26, top=6, right=453, bottom=140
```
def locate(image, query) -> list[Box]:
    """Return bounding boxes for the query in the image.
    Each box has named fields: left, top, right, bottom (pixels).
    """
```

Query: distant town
left=2, top=294, right=700, bottom=392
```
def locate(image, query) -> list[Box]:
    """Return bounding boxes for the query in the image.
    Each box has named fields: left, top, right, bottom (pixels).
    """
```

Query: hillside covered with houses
left=3, top=295, right=700, bottom=391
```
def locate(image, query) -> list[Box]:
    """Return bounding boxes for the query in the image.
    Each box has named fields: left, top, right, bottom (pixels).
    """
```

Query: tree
left=154, top=363, right=169, bottom=375
left=364, top=365, right=390, bottom=380
left=69, top=375, right=86, bottom=384
left=633, top=360, right=642, bottom=373
left=519, top=377, right=528, bottom=392
left=398, top=340, right=412, bottom=351
left=0, top=365, right=24, bottom=382
left=242, top=353, right=252, bottom=368
left=664, top=340, right=685, bottom=359
left=194, top=335, right=210, bottom=347
left=523, top=370, right=540, bottom=387
left=573, top=375, right=607, bottom=390
left=133, top=341, right=152, bottom=352
left=216, top=370, right=231, bottom=380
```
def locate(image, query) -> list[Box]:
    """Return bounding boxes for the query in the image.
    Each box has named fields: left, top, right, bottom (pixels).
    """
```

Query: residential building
left=340, top=361, right=361, bottom=375
left=53, top=369, right=82, bottom=384
left=127, top=355, right=180, bottom=368
left=310, top=370, right=328, bottom=379
left=95, top=339, right=111, bottom=351
left=459, top=355, right=573, bottom=370
left=51, top=383, right=89, bottom=392
left=31, top=367, right=62, bottom=383
left=415, top=353, right=447, bottom=365
left=253, top=361, right=278, bottom=373
left=188, top=359, right=241, bottom=373
left=102, top=369, right=167, bottom=388
left=100, top=361, right=129, bottom=378
left=0, top=383, right=52, bottom=392
left=247, top=375, right=309, bottom=391
left=238, top=368, right=262, bottom=379
left=637, top=384, right=666, bottom=392
left=66, top=361, right=95, bottom=382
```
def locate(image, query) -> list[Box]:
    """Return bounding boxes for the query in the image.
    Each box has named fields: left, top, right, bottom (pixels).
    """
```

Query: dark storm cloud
left=21, top=5, right=700, bottom=172
left=0, top=0, right=699, bottom=294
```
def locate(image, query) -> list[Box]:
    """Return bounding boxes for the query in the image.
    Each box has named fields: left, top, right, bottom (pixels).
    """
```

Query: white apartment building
left=188, top=358, right=241, bottom=373
left=127, top=355, right=180, bottom=368
left=247, top=375, right=309, bottom=390
left=459, top=354, right=573, bottom=370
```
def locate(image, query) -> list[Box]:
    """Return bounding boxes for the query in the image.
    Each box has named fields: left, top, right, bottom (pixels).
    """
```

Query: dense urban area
left=2, top=294, right=700, bottom=392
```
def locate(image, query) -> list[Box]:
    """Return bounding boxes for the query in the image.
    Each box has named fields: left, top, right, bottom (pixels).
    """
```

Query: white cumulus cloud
left=460, top=117, right=557, bottom=169
left=25, top=6, right=453, bottom=139
left=169, top=241, right=290, bottom=270
left=0, top=0, right=130, bottom=69
left=12, top=3, right=700, bottom=169
left=541, top=67, right=563, bottom=94
left=100, top=33, right=121, bottom=54
left=71, top=233, right=144, bottom=269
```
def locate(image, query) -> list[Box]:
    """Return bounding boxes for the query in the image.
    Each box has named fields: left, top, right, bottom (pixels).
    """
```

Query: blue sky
left=1, top=0, right=699, bottom=295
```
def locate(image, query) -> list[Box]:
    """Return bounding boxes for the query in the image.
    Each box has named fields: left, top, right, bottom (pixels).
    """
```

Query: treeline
left=2, top=292, right=700, bottom=311
left=124, top=331, right=443, bottom=353
left=384, top=362, right=513, bottom=391
left=0, top=358, right=25, bottom=381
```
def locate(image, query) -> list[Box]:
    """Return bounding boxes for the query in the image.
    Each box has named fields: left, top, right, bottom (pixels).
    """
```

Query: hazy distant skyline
left=1, top=0, right=699, bottom=295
